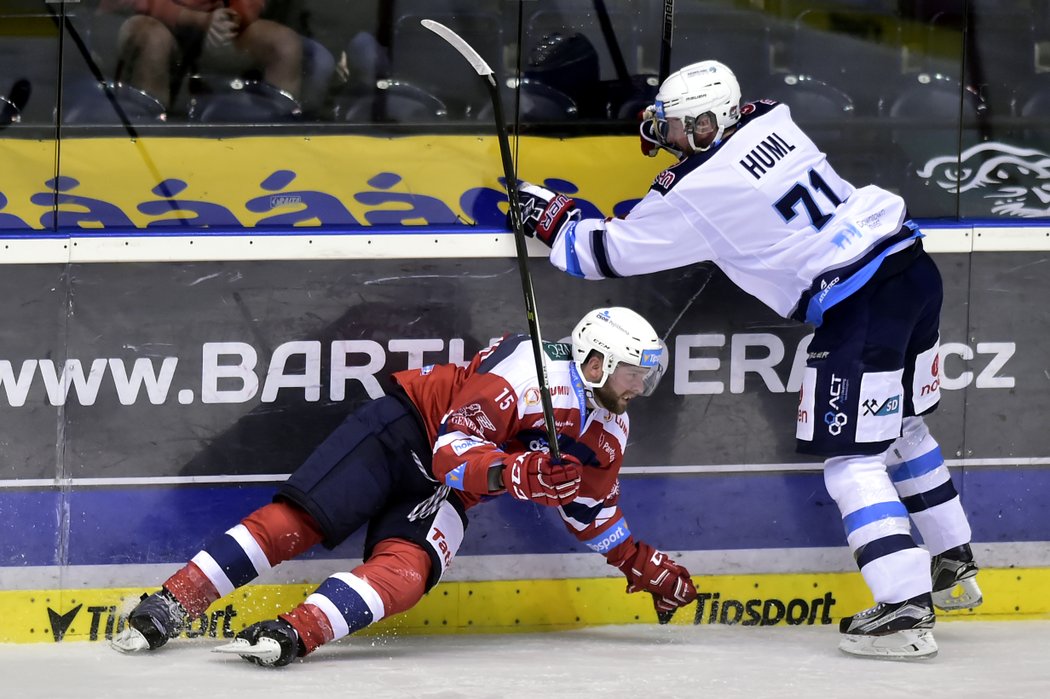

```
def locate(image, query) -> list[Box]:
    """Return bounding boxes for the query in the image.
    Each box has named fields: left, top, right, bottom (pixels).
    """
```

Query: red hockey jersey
left=391, top=334, right=634, bottom=557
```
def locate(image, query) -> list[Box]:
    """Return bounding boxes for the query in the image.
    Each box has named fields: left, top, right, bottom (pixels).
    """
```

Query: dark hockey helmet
left=524, top=32, right=600, bottom=101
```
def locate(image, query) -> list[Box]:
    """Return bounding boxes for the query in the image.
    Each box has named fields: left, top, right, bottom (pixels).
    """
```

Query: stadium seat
left=188, top=80, right=302, bottom=123
left=786, top=7, right=905, bottom=116
left=879, top=71, right=989, bottom=212
left=390, top=11, right=503, bottom=120
left=880, top=72, right=987, bottom=127
left=759, top=74, right=854, bottom=123
left=334, top=80, right=448, bottom=124
left=61, top=80, right=166, bottom=125
left=475, top=79, right=579, bottom=123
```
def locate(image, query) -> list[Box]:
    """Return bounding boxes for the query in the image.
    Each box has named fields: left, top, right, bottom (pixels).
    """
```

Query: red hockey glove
left=509, top=181, right=581, bottom=247
left=503, top=451, right=582, bottom=506
left=639, top=106, right=662, bottom=157
left=638, top=105, right=683, bottom=160
left=609, top=539, right=697, bottom=613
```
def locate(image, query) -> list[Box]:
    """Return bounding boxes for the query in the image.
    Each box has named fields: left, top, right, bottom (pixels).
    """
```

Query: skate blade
left=212, top=637, right=283, bottom=665
left=110, top=627, right=150, bottom=653
left=933, top=578, right=983, bottom=611
left=839, top=629, right=938, bottom=661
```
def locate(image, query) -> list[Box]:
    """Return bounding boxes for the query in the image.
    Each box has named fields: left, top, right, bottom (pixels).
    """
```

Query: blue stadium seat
left=334, top=81, right=448, bottom=124
left=61, top=80, right=166, bottom=125
left=188, top=80, right=302, bottom=124
left=476, top=79, right=579, bottom=123
left=759, top=74, right=854, bottom=123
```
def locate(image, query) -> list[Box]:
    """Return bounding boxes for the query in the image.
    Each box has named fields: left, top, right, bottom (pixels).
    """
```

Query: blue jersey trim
left=584, top=517, right=631, bottom=554
left=804, top=229, right=923, bottom=326
left=561, top=221, right=585, bottom=278
left=444, top=462, right=468, bottom=490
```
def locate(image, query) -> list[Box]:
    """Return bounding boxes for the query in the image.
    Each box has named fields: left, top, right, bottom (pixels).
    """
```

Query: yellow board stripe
left=3, top=569, right=1047, bottom=644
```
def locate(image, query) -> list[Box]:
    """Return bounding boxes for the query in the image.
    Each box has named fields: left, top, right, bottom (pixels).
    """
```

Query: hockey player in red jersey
left=111, top=306, right=697, bottom=666
left=509, top=62, right=982, bottom=660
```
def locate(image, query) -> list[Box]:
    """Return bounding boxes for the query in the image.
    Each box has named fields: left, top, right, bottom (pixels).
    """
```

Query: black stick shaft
left=484, top=75, right=562, bottom=463
left=659, top=0, right=675, bottom=82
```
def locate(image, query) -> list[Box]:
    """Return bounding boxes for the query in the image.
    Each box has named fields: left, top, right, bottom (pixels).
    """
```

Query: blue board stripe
left=2, top=468, right=1048, bottom=567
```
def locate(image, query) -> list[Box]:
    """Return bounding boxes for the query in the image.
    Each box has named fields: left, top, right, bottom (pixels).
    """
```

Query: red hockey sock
left=242, top=501, right=324, bottom=566
left=163, top=561, right=219, bottom=618
left=280, top=603, right=334, bottom=656
left=162, top=501, right=324, bottom=617
left=352, top=538, right=431, bottom=617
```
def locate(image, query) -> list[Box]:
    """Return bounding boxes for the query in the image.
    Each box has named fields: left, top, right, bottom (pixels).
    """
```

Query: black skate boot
left=931, top=543, right=983, bottom=611
left=110, top=588, right=188, bottom=653
left=838, top=592, right=937, bottom=660
left=213, top=618, right=303, bottom=667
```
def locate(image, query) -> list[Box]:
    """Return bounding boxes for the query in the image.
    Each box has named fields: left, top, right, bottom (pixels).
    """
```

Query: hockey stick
left=421, top=19, right=562, bottom=463
left=659, top=0, right=675, bottom=82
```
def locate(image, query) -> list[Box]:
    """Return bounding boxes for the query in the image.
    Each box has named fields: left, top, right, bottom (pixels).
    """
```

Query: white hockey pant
left=886, top=416, right=972, bottom=555
left=825, top=453, right=931, bottom=603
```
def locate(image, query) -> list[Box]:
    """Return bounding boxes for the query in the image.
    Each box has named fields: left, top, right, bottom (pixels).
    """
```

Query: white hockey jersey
left=550, top=100, right=919, bottom=325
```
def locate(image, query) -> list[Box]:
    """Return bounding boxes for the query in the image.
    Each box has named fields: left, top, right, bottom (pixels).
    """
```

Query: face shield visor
left=606, top=341, right=667, bottom=397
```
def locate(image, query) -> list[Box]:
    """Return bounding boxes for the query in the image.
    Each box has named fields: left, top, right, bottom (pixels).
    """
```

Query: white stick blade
left=421, top=19, right=494, bottom=77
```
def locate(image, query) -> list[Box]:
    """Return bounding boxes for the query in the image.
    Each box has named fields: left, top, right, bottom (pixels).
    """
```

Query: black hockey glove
left=508, top=181, right=581, bottom=248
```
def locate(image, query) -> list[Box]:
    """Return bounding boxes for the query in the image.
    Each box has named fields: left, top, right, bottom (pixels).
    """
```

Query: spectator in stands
left=101, top=0, right=302, bottom=109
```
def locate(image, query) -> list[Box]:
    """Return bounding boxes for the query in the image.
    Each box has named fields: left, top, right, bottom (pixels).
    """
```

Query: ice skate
left=110, top=588, right=188, bottom=653
left=931, top=544, right=983, bottom=611
left=838, top=592, right=937, bottom=660
left=213, top=619, right=302, bottom=667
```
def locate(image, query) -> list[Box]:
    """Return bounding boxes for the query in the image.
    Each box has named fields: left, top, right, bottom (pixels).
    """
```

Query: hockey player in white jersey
left=510, top=60, right=981, bottom=660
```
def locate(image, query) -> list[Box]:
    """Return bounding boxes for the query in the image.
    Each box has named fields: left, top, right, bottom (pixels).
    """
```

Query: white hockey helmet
left=571, top=307, right=666, bottom=396
left=653, top=60, right=742, bottom=151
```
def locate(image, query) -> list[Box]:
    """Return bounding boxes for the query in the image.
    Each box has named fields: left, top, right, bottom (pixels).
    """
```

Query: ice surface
left=2, top=621, right=1047, bottom=698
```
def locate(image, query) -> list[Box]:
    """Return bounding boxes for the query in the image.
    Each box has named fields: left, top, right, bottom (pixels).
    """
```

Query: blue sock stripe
left=855, top=533, right=918, bottom=568
left=842, top=501, right=909, bottom=534
left=314, top=576, right=374, bottom=634
left=890, top=446, right=945, bottom=483
left=900, top=479, right=959, bottom=514
left=205, top=532, right=262, bottom=588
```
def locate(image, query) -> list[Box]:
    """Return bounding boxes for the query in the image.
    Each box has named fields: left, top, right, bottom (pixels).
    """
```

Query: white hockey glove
left=508, top=181, right=581, bottom=248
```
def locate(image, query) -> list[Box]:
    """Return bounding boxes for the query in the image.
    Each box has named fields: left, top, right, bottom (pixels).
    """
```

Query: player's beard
left=593, top=382, right=631, bottom=415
